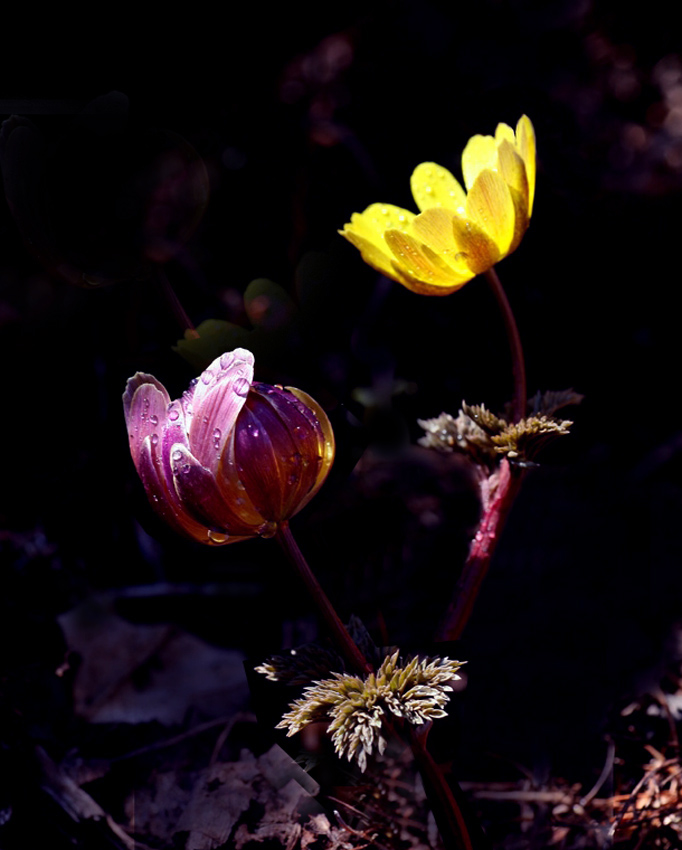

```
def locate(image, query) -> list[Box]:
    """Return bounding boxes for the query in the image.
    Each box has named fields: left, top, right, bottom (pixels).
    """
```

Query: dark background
left=2, top=0, right=682, bottom=842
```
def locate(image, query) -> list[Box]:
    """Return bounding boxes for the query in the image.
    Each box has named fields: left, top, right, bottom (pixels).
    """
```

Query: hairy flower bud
left=123, top=348, right=334, bottom=544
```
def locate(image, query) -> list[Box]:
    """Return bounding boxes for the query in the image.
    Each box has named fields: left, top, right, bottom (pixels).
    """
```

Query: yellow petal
left=496, top=139, right=530, bottom=250
left=465, top=169, right=515, bottom=255
left=515, top=115, right=536, bottom=216
left=451, top=215, right=500, bottom=274
left=461, top=134, right=497, bottom=191
left=497, top=139, right=528, bottom=200
left=410, top=162, right=467, bottom=212
left=384, top=229, right=469, bottom=290
left=391, top=265, right=472, bottom=296
left=495, top=122, right=516, bottom=146
left=410, top=208, right=471, bottom=275
left=343, top=202, right=415, bottom=251
left=339, top=227, right=400, bottom=280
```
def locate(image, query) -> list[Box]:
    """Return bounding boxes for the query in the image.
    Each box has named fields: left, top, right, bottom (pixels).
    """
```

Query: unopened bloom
left=340, top=115, right=535, bottom=296
left=123, top=348, right=334, bottom=544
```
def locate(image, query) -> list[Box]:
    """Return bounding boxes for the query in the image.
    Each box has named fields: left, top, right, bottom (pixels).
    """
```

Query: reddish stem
left=275, top=521, right=372, bottom=675
left=409, top=726, right=475, bottom=850
left=484, top=266, right=526, bottom=423
left=276, top=523, right=477, bottom=848
left=157, top=269, right=200, bottom=340
left=438, top=459, right=523, bottom=641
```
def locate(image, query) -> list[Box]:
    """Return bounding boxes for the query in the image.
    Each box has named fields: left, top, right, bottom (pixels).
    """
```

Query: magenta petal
left=123, top=374, right=171, bottom=470
left=169, top=443, right=264, bottom=539
left=136, top=436, right=210, bottom=542
left=187, top=348, right=254, bottom=472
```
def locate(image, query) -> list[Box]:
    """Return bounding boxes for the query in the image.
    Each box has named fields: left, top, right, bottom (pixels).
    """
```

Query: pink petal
left=188, top=349, right=255, bottom=472
left=169, top=443, right=264, bottom=541
left=122, top=374, right=171, bottom=470
left=136, top=435, right=210, bottom=542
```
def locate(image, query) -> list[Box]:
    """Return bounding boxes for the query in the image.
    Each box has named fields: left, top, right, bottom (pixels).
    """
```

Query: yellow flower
left=340, top=115, right=535, bottom=296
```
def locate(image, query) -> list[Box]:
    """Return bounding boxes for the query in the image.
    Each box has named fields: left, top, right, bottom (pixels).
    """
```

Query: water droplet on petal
left=201, top=369, right=213, bottom=385
left=220, top=352, right=235, bottom=369
left=208, top=529, right=229, bottom=544
left=151, top=434, right=159, bottom=446
left=172, top=449, right=183, bottom=462
left=150, top=414, right=159, bottom=426
left=258, top=521, right=278, bottom=539
left=182, top=463, right=191, bottom=474
left=252, top=428, right=260, bottom=438
left=168, top=404, right=180, bottom=422
left=234, top=377, right=250, bottom=397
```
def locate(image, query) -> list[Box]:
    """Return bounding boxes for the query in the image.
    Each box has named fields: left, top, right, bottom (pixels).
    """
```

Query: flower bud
left=123, top=348, right=334, bottom=544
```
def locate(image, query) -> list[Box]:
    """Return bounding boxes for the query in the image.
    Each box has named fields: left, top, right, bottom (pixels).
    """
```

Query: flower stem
left=409, top=725, right=476, bottom=850
left=157, top=269, right=200, bottom=340
left=275, top=522, right=372, bottom=675
left=484, top=266, right=526, bottom=423
left=438, top=459, right=523, bottom=641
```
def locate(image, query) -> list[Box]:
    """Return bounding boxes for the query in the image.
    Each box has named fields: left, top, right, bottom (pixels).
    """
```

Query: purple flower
left=123, top=348, right=335, bottom=544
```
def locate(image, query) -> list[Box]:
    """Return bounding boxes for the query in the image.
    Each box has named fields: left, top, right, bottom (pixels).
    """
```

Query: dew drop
left=149, top=414, right=159, bottom=426
left=252, top=428, right=260, bottom=438
left=258, top=521, right=278, bottom=539
left=201, top=369, right=213, bottom=385
left=168, top=405, right=180, bottom=422
left=182, top=463, right=191, bottom=474
left=151, top=434, right=159, bottom=446
left=172, top=449, right=183, bottom=462
left=208, top=529, right=229, bottom=544
left=220, top=352, right=234, bottom=369
left=189, top=378, right=199, bottom=389
left=234, top=377, right=250, bottom=397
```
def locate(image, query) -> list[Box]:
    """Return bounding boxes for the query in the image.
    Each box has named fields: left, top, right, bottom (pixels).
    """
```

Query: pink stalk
left=438, top=267, right=527, bottom=641
left=438, top=459, right=523, bottom=641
